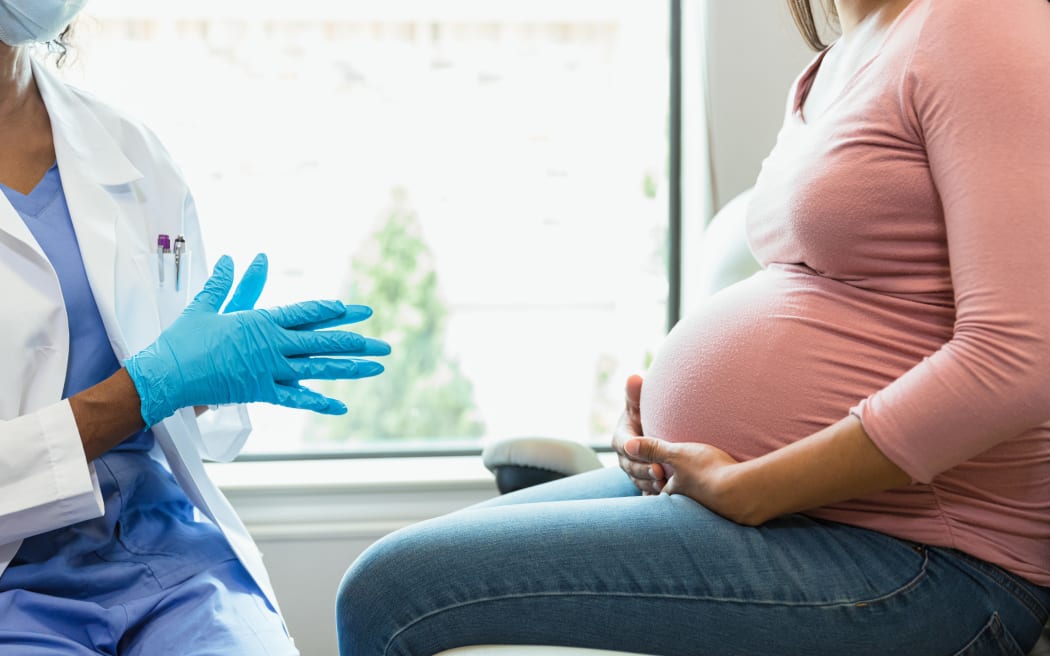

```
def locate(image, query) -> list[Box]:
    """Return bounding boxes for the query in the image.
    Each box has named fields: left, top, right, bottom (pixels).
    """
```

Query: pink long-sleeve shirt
left=641, top=0, right=1050, bottom=585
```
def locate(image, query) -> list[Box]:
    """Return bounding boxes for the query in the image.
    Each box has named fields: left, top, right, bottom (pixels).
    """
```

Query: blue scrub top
left=0, top=164, right=237, bottom=599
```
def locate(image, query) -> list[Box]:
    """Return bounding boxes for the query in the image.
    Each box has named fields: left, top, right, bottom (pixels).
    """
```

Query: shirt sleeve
left=0, top=400, right=105, bottom=544
left=853, top=0, right=1050, bottom=483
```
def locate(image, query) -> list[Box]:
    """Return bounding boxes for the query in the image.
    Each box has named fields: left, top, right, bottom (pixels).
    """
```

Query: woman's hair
left=787, top=0, right=837, bottom=51
left=788, top=0, right=1049, bottom=50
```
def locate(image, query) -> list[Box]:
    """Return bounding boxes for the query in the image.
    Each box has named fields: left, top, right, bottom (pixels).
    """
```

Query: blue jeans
left=337, top=467, right=1050, bottom=656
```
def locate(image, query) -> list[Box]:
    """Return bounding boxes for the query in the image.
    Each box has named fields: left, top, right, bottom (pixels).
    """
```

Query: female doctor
left=0, top=2, right=390, bottom=654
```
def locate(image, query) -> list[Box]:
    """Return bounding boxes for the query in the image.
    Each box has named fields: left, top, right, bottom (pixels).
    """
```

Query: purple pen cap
left=157, top=234, right=171, bottom=250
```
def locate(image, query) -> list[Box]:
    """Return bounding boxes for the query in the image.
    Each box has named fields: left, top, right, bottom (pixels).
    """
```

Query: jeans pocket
left=952, top=613, right=1025, bottom=656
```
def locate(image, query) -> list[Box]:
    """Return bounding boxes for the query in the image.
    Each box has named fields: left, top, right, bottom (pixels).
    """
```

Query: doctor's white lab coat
left=0, top=58, right=281, bottom=613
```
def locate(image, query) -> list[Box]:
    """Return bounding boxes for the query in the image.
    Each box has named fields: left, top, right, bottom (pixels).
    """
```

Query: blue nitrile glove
left=125, top=255, right=390, bottom=427
left=223, top=252, right=269, bottom=313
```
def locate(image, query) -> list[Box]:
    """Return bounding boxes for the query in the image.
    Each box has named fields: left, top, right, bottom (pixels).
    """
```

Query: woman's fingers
left=624, top=374, right=643, bottom=409
left=623, top=375, right=643, bottom=430
left=614, top=413, right=666, bottom=494
left=618, top=453, right=666, bottom=494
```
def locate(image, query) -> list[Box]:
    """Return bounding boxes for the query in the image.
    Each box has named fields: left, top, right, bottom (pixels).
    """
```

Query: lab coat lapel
left=32, top=59, right=146, bottom=360
left=0, top=68, right=50, bottom=262
left=31, top=60, right=142, bottom=186
left=59, top=164, right=126, bottom=351
left=0, top=191, right=48, bottom=263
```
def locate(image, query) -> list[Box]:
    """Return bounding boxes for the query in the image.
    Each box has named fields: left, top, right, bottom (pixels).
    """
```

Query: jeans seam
left=383, top=561, right=930, bottom=656
left=984, top=576, right=1048, bottom=627
left=952, top=613, right=1003, bottom=655
left=852, top=546, right=929, bottom=606
left=943, top=548, right=1049, bottom=626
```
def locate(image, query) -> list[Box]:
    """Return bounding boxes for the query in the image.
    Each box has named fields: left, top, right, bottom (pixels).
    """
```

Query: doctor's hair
left=787, top=0, right=838, bottom=51
left=46, top=24, right=74, bottom=68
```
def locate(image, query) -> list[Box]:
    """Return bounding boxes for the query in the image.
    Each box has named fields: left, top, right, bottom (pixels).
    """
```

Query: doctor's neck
left=0, top=44, right=37, bottom=117
left=0, top=42, right=55, bottom=195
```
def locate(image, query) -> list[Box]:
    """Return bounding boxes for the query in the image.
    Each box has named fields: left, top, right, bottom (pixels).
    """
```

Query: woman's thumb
left=625, top=437, right=670, bottom=463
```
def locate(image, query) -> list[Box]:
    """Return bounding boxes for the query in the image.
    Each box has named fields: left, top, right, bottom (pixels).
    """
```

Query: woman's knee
left=337, top=533, right=402, bottom=654
left=336, top=519, right=469, bottom=655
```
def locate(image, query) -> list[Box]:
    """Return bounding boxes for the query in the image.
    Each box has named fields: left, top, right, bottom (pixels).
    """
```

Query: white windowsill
left=204, top=455, right=499, bottom=541
left=205, top=452, right=619, bottom=492
left=205, top=454, right=497, bottom=493
left=204, top=452, right=618, bottom=541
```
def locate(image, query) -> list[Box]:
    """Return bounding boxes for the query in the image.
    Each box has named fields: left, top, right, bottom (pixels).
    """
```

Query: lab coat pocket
left=133, top=250, right=193, bottom=329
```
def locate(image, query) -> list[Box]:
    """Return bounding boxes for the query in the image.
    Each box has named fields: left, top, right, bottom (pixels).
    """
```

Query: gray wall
left=704, top=1, right=816, bottom=210
left=220, top=465, right=500, bottom=656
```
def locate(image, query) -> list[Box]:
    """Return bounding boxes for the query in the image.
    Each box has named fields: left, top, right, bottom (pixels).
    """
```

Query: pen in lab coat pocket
left=157, top=234, right=170, bottom=287
left=173, top=235, right=185, bottom=291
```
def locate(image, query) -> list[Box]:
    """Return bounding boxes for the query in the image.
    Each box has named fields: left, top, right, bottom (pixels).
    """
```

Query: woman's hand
left=611, top=375, right=668, bottom=495
left=624, top=437, right=750, bottom=522
left=624, top=415, right=912, bottom=526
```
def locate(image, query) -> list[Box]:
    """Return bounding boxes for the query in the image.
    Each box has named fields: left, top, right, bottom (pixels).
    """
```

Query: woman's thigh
left=337, top=484, right=1047, bottom=656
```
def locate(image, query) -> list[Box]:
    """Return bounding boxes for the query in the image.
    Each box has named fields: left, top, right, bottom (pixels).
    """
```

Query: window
left=59, top=0, right=673, bottom=455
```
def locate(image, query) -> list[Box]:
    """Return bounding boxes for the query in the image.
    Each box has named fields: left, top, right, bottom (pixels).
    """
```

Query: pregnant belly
left=640, top=265, right=953, bottom=460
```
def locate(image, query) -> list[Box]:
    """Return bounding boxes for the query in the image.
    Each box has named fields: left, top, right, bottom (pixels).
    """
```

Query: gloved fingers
left=263, top=300, right=348, bottom=329
left=292, top=304, right=374, bottom=330
left=224, top=253, right=268, bottom=313
left=190, top=255, right=235, bottom=313
left=273, top=383, right=348, bottom=415
left=280, top=328, right=369, bottom=356
left=284, top=357, right=384, bottom=381
left=323, top=337, right=391, bottom=357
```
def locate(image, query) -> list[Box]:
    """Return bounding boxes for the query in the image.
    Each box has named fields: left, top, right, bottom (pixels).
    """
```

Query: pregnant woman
left=336, top=0, right=1050, bottom=653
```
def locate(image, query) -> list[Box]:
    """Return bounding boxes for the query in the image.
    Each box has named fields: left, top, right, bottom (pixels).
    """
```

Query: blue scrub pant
left=0, top=559, right=292, bottom=655
left=337, top=467, right=1050, bottom=656
left=0, top=451, right=296, bottom=655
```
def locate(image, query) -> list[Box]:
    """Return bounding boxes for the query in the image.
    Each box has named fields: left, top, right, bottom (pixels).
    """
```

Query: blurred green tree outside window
left=314, top=191, right=485, bottom=443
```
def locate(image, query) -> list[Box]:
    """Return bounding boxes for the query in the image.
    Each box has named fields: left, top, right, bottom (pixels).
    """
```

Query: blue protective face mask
left=0, top=0, right=88, bottom=46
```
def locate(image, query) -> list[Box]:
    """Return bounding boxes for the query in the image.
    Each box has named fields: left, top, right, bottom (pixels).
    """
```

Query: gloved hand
left=223, top=252, right=269, bottom=313
left=125, top=254, right=390, bottom=427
